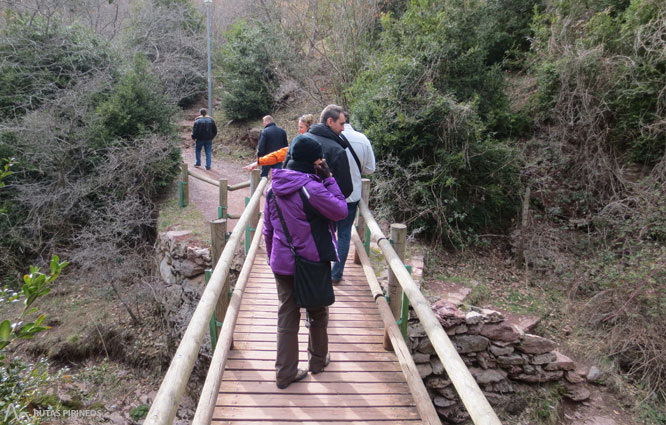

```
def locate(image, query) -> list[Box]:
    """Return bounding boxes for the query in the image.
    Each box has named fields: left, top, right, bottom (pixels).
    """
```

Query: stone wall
left=157, top=230, right=212, bottom=284
left=408, top=300, right=591, bottom=423
left=155, top=230, right=214, bottom=366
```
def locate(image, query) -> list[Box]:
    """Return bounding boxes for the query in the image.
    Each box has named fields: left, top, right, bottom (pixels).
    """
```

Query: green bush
left=95, top=55, right=175, bottom=143
left=0, top=20, right=180, bottom=283
left=217, top=20, right=280, bottom=120
left=123, top=0, right=207, bottom=106
left=0, top=17, right=112, bottom=119
left=530, top=0, right=666, bottom=167
left=349, top=0, right=522, bottom=244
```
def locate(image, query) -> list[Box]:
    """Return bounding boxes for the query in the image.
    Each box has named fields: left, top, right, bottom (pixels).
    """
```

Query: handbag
left=270, top=191, right=335, bottom=309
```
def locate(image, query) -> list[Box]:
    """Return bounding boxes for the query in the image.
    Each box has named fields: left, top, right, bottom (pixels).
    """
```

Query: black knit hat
left=286, top=135, right=322, bottom=174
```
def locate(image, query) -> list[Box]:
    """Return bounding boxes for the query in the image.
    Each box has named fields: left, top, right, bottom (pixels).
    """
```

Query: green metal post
left=244, top=197, right=250, bottom=254
left=397, top=265, right=412, bottom=340
left=206, top=269, right=217, bottom=349
left=179, top=181, right=188, bottom=208
left=364, top=227, right=371, bottom=254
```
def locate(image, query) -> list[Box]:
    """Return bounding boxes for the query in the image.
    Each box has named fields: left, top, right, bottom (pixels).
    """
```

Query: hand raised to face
left=314, top=159, right=331, bottom=180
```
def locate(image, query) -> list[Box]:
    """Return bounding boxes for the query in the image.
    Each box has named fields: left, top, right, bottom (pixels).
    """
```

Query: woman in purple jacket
left=263, top=134, right=348, bottom=389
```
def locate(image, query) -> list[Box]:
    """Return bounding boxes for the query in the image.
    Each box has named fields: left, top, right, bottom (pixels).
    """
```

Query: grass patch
left=157, top=182, right=210, bottom=245
left=494, top=289, right=548, bottom=315
left=130, top=404, right=150, bottom=421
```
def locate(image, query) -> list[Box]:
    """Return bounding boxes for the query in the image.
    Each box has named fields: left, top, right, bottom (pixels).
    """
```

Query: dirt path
left=179, top=111, right=253, bottom=232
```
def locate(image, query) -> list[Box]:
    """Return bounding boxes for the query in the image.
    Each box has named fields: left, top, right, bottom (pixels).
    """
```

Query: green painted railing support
left=364, top=227, right=371, bottom=255
left=244, top=197, right=250, bottom=254
left=397, top=265, right=412, bottom=340
left=179, top=181, right=188, bottom=208
left=205, top=269, right=220, bottom=350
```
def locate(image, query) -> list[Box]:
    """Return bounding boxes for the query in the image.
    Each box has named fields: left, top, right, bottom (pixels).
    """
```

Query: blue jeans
left=332, top=201, right=358, bottom=280
left=195, top=140, right=212, bottom=169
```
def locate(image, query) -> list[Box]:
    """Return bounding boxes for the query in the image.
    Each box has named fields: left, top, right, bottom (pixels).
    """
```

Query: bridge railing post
left=247, top=170, right=261, bottom=254
left=210, top=218, right=230, bottom=349
left=384, top=223, right=407, bottom=350
left=218, top=178, right=228, bottom=220
left=180, top=163, right=189, bottom=208
left=354, top=178, right=371, bottom=264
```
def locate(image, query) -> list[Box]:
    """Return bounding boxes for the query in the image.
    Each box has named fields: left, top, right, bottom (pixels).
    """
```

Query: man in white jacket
left=332, top=119, right=376, bottom=284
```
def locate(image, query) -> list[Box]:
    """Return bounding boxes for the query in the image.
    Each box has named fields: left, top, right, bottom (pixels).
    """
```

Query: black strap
left=268, top=191, right=295, bottom=255
left=340, top=133, right=362, bottom=173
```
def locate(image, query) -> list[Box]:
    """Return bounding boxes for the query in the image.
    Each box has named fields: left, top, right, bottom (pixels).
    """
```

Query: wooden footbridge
left=146, top=170, right=502, bottom=425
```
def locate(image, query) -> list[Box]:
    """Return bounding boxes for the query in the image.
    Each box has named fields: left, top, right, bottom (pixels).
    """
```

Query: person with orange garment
left=244, top=114, right=315, bottom=172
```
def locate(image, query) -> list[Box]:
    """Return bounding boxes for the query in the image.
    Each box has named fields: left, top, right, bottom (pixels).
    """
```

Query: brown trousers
left=274, top=273, right=329, bottom=386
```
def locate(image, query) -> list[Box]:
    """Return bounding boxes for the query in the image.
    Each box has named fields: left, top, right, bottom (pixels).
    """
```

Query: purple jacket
left=263, top=168, right=348, bottom=275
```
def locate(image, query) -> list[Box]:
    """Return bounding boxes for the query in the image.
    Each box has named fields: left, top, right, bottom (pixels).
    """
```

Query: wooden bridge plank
left=233, top=325, right=384, bottom=335
left=235, top=317, right=385, bottom=328
left=225, top=359, right=402, bottom=372
left=216, top=393, right=414, bottom=407
left=222, top=369, right=408, bottom=383
left=231, top=341, right=388, bottom=352
left=213, top=421, right=420, bottom=425
left=226, top=350, right=399, bottom=362
left=232, top=333, right=384, bottom=344
left=212, top=406, right=421, bottom=421
left=218, top=381, right=412, bottom=394
left=238, top=305, right=380, bottom=313
left=244, top=293, right=374, bottom=301
left=237, top=311, right=382, bottom=321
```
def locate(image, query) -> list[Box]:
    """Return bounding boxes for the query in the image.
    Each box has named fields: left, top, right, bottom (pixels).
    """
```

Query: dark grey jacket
left=286, top=123, right=353, bottom=198
left=257, top=123, right=288, bottom=158
left=191, top=116, right=217, bottom=141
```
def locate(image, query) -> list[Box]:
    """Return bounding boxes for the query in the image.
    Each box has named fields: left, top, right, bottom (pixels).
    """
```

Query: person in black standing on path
left=257, top=115, right=288, bottom=178
left=191, top=108, right=217, bottom=170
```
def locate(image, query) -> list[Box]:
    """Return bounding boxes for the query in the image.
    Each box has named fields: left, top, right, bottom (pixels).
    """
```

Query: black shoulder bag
left=270, top=192, right=335, bottom=308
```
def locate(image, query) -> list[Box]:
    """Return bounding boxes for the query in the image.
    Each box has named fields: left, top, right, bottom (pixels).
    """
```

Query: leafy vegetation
left=349, top=0, right=525, bottom=244
left=0, top=257, right=67, bottom=425
left=0, top=18, right=180, bottom=284
left=123, top=0, right=207, bottom=106
left=217, top=20, right=282, bottom=120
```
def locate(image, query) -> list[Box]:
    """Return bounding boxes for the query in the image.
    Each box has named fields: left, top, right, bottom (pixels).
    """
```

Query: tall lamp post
left=204, top=0, right=213, bottom=115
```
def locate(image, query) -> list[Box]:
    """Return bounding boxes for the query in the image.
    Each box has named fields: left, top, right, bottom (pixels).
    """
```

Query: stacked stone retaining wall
left=408, top=300, right=590, bottom=423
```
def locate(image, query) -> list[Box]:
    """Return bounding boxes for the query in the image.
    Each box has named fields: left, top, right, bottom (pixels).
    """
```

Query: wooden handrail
left=228, top=181, right=250, bottom=191
left=352, top=228, right=442, bottom=425
left=357, top=199, right=502, bottom=425
left=192, top=216, right=265, bottom=425
left=144, top=177, right=268, bottom=425
left=187, top=170, right=250, bottom=192
left=188, top=170, right=220, bottom=186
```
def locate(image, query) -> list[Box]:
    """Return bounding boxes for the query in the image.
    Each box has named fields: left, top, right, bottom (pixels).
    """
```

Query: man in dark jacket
left=191, top=108, right=217, bottom=170
left=285, top=105, right=353, bottom=198
left=257, top=115, right=288, bottom=177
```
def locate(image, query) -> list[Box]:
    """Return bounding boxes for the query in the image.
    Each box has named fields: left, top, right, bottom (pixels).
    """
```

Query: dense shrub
left=217, top=20, right=280, bottom=120
left=531, top=0, right=665, bottom=169
left=0, top=17, right=113, bottom=119
left=95, top=55, right=175, bottom=143
left=124, top=0, right=207, bottom=107
left=0, top=19, right=180, bottom=284
left=349, top=0, right=522, bottom=244
left=524, top=0, right=666, bottom=402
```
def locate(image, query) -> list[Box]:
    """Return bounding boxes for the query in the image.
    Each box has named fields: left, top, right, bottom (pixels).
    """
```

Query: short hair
left=263, top=115, right=274, bottom=124
left=200, top=108, right=207, bottom=116
left=299, top=113, right=315, bottom=128
left=320, top=105, right=345, bottom=125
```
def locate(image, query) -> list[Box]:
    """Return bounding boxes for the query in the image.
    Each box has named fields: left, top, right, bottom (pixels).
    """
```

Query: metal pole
left=205, top=0, right=213, bottom=114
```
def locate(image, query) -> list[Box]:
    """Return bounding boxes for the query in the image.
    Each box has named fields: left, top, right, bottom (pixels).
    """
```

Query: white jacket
left=341, top=123, right=376, bottom=203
